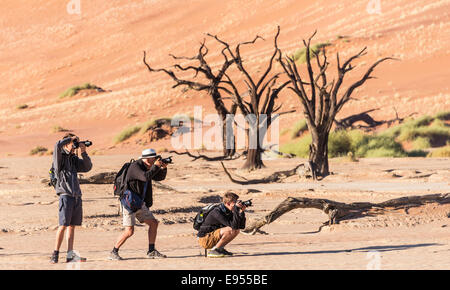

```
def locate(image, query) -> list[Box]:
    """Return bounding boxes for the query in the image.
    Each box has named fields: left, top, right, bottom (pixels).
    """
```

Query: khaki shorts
left=198, top=229, right=222, bottom=249
left=122, top=204, right=156, bottom=227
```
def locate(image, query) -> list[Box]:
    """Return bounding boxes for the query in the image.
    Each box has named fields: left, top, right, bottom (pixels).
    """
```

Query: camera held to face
left=238, top=199, right=253, bottom=207
left=157, top=155, right=173, bottom=164
left=72, top=140, right=93, bottom=149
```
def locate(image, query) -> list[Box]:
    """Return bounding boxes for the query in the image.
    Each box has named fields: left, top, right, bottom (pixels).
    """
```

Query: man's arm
left=75, top=152, right=93, bottom=173
left=207, top=207, right=243, bottom=230
left=232, top=207, right=246, bottom=230
left=127, top=163, right=163, bottom=182
left=53, top=137, right=72, bottom=173
left=152, top=167, right=167, bottom=181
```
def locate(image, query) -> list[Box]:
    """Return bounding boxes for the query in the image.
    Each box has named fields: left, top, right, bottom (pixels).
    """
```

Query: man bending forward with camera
left=109, top=149, right=168, bottom=260
left=198, top=192, right=247, bottom=258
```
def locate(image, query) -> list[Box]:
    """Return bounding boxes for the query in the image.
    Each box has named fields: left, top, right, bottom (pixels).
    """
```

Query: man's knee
left=221, top=227, right=239, bottom=237
left=125, top=226, right=134, bottom=237
left=147, top=219, right=159, bottom=227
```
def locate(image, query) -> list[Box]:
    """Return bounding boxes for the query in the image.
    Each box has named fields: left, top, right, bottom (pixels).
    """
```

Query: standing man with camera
left=50, top=133, right=92, bottom=264
left=109, top=149, right=169, bottom=260
left=197, top=192, right=247, bottom=258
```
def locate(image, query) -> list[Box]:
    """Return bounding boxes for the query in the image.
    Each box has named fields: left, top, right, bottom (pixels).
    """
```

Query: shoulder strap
left=143, top=181, right=149, bottom=200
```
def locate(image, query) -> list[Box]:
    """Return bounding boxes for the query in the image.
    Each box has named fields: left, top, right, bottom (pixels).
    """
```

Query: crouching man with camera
left=197, top=192, right=247, bottom=258
left=50, top=133, right=93, bottom=264
left=109, top=149, right=169, bottom=260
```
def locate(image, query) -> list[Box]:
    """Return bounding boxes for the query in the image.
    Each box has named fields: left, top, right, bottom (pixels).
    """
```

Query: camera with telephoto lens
left=72, top=140, right=92, bottom=149
left=158, top=155, right=173, bottom=164
left=239, top=199, right=253, bottom=207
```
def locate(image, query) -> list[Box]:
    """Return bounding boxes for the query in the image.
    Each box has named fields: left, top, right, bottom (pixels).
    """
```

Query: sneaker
left=50, top=253, right=59, bottom=264
left=147, top=249, right=167, bottom=259
left=66, top=251, right=87, bottom=263
left=108, top=250, right=123, bottom=261
left=221, top=248, right=233, bottom=256
left=207, top=248, right=225, bottom=258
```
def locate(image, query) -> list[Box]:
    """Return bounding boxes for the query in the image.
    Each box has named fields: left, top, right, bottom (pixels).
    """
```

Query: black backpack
left=49, top=157, right=65, bottom=188
left=48, top=165, right=58, bottom=188
left=193, top=203, right=220, bottom=231
left=113, top=159, right=135, bottom=198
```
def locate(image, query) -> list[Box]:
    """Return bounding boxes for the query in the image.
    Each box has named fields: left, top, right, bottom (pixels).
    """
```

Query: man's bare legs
left=67, top=226, right=75, bottom=252
left=143, top=219, right=158, bottom=245
left=215, top=227, right=240, bottom=249
left=54, top=226, right=67, bottom=252
left=114, top=226, right=135, bottom=249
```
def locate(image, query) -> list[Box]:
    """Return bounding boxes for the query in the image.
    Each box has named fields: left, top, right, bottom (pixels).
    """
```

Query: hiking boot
left=207, top=248, right=225, bottom=258
left=50, top=253, right=59, bottom=264
left=147, top=249, right=167, bottom=259
left=108, top=250, right=123, bottom=261
left=66, top=251, right=87, bottom=263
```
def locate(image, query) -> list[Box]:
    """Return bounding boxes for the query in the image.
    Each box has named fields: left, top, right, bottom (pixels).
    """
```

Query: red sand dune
left=0, top=0, right=449, bottom=156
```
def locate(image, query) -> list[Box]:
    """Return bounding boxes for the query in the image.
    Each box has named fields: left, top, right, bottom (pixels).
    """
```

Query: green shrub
left=280, top=134, right=312, bottom=158
left=355, top=135, right=406, bottom=157
left=16, top=104, right=28, bottom=110
left=140, top=119, right=158, bottom=134
left=291, top=42, right=331, bottom=64
left=52, top=126, right=69, bottom=133
left=290, top=119, right=308, bottom=139
left=434, top=111, right=450, bottom=121
left=364, top=147, right=407, bottom=158
left=397, top=119, right=450, bottom=145
left=30, top=146, right=48, bottom=155
left=412, top=136, right=431, bottom=150
left=60, top=83, right=99, bottom=98
left=280, top=128, right=290, bottom=136
left=427, top=145, right=450, bottom=157
left=328, top=130, right=352, bottom=157
left=408, top=150, right=428, bottom=157
left=114, top=126, right=141, bottom=143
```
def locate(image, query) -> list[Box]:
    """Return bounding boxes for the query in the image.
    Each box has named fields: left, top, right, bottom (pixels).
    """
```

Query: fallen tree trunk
left=242, top=193, right=450, bottom=235
left=77, top=172, right=181, bottom=193
left=220, top=161, right=315, bottom=185
left=169, top=149, right=242, bottom=162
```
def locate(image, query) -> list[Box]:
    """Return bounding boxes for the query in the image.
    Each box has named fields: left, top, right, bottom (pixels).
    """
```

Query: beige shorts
left=122, top=204, right=156, bottom=227
left=198, top=229, right=222, bottom=249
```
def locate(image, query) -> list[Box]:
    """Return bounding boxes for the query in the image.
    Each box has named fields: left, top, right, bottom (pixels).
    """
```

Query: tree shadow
left=238, top=243, right=442, bottom=257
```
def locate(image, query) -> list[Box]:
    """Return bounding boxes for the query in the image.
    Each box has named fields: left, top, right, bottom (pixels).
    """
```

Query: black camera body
left=239, top=199, right=253, bottom=207
left=72, top=140, right=92, bottom=149
left=158, top=155, right=173, bottom=164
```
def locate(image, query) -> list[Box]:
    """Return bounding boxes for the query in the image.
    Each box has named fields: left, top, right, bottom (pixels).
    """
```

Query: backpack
left=113, top=159, right=135, bottom=197
left=48, top=165, right=58, bottom=188
left=193, top=203, right=220, bottom=231
left=121, top=182, right=148, bottom=213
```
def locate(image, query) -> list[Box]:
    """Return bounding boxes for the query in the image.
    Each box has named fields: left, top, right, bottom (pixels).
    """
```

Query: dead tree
left=278, top=32, right=395, bottom=178
left=221, top=161, right=315, bottom=185
left=169, top=149, right=242, bottom=162
left=78, top=172, right=180, bottom=193
left=209, top=26, right=290, bottom=170
left=243, top=193, right=449, bottom=235
left=143, top=41, right=237, bottom=158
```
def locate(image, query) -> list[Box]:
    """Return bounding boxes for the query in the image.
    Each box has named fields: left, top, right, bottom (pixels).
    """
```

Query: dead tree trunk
left=143, top=41, right=236, bottom=159
left=209, top=26, right=290, bottom=171
left=243, top=193, right=449, bottom=235
left=278, top=31, right=395, bottom=179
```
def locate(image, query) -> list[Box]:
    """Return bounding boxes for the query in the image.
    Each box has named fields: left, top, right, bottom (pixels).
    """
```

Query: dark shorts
left=58, top=195, right=83, bottom=226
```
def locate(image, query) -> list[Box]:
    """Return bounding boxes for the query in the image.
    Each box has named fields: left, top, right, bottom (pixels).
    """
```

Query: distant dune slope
left=0, top=0, right=449, bottom=155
